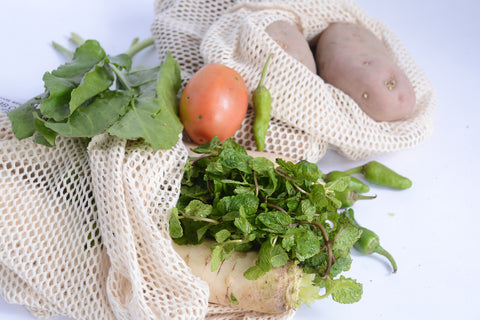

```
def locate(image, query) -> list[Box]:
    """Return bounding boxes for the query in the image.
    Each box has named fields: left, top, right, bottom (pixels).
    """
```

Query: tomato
left=179, top=63, right=249, bottom=144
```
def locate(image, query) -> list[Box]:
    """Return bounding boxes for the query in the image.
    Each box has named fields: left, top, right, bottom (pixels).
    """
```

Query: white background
left=1, top=0, right=479, bottom=319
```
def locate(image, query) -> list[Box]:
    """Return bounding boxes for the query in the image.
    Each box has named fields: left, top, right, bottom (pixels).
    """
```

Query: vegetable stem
left=375, top=246, right=398, bottom=273
left=52, top=41, right=74, bottom=58
left=257, top=53, right=273, bottom=88
left=190, top=154, right=213, bottom=165
left=223, top=239, right=250, bottom=246
left=69, top=32, right=85, bottom=46
left=300, top=220, right=333, bottom=276
left=178, top=210, right=220, bottom=225
left=266, top=202, right=287, bottom=213
left=346, top=209, right=398, bottom=273
left=343, top=165, right=363, bottom=175
left=129, top=37, right=139, bottom=48
left=357, top=194, right=377, bottom=201
left=109, top=63, right=132, bottom=91
left=124, top=37, right=155, bottom=58
left=253, top=171, right=259, bottom=197
left=274, top=168, right=308, bottom=194
left=311, top=220, right=333, bottom=276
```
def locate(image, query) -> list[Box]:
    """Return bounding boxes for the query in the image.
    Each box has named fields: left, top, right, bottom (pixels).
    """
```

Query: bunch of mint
left=7, top=35, right=183, bottom=150
left=170, top=137, right=363, bottom=304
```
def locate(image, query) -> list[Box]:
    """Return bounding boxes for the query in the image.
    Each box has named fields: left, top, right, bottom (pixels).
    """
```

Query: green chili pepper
left=345, top=160, right=412, bottom=190
left=253, top=53, right=273, bottom=152
left=346, top=209, right=398, bottom=273
left=336, top=189, right=376, bottom=208
left=325, top=170, right=370, bottom=193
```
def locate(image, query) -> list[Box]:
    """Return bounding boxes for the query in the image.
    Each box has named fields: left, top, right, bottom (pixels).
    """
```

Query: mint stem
left=266, top=202, right=287, bottom=213
left=178, top=210, right=220, bottom=225
left=299, top=220, right=333, bottom=276
left=254, top=171, right=259, bottom=197
left=274, top=168, right=308, bottom=194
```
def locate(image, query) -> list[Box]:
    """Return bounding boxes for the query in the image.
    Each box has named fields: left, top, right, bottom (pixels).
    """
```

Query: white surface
left=1, top=0, right=479, bottom=319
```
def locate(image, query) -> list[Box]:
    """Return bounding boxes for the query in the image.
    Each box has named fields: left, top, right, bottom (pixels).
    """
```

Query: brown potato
left=315, top=22, right=416, bottom=121
left=266, top=21, right=317, bottom=74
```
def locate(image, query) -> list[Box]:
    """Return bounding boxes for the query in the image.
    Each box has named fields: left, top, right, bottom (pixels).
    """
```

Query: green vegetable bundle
left=7, top=35, right=183, bottom=150
left=170, top=137, right=364, bottom=304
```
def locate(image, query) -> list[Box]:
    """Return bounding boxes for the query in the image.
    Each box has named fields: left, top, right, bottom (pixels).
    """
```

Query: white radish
left=172, top=241, right=318, bottom=313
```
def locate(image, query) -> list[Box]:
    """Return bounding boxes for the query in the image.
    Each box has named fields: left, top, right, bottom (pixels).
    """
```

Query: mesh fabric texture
left=151, top=0, right=436, bottom=162
left=1, top=0, right=435, bottom=319
left=0, top=94, right=293, bottom=319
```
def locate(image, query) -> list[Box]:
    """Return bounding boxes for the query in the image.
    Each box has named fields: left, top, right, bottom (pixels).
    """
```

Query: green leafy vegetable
left=169, top=208, right=183, bottom=239
left=230, top=293, right=239, bottom=306
left=171, top=138, right=365, bottom=304
left=315, top=276, right=363, bottom=304
left=7, top=35, right=183, bottom=150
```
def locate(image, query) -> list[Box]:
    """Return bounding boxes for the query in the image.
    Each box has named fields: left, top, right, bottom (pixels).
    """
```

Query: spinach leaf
left=45, top=90, right=132, bottom=137
left=7, top=37, right=183, bottom=151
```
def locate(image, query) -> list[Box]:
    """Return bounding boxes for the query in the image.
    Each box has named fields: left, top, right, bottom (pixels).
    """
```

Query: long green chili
left=345, top=161, right=412, bottom=190
left=253, top=54, right=273, bottom=151
left=346, top=209, right=398, bottom=273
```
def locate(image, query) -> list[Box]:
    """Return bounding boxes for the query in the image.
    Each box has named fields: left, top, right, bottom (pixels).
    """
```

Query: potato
left=266, top=21, right=317, bottom=74
left=315, top=22, right=415, bottom=121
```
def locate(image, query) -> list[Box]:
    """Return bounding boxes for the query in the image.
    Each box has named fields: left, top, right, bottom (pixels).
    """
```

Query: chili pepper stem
left=257, top=53, right=273, bottom=88
left=374, top=246, right=398, bottom=273
left=357, top=194, right=377, bottom=201
left=347, top=209, right=398, bottom=273
left=343, top=165, right=364, bottom=175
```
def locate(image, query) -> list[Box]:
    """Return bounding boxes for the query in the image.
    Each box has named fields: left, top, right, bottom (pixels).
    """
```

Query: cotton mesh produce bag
left=1, top=0, right=435, bottom=320
left=0, top=94, right=294, bottom=320
left=151, top=0, right=436, bottom=162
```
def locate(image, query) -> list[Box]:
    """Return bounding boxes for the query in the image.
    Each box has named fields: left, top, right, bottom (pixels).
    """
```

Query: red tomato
left=179, top=63, right=249, bottom=144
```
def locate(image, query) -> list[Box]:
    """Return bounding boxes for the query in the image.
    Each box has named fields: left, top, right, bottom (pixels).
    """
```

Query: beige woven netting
left=1, top=0, right=435, bottom=319
left=151, top=0, right=436, bottom=162
left=0, top=94, right=293, bottom=320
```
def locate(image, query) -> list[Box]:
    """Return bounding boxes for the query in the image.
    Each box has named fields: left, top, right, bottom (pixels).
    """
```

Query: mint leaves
left=8, top=37, right=183, bottom=150
left=172, top=137, right=364, bottom=304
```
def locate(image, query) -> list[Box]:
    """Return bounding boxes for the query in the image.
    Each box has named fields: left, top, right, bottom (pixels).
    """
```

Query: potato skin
left=315, top=22, right=415, bottom=121
left=266, top=21, right=317, bottom=74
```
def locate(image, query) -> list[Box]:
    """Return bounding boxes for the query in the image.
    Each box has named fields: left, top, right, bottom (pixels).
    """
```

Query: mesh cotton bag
left=151, top=0, right=436, bottom=163
left=1, top=1, right=436, bottom=319
left=0, top=95, right=293, bottom=320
